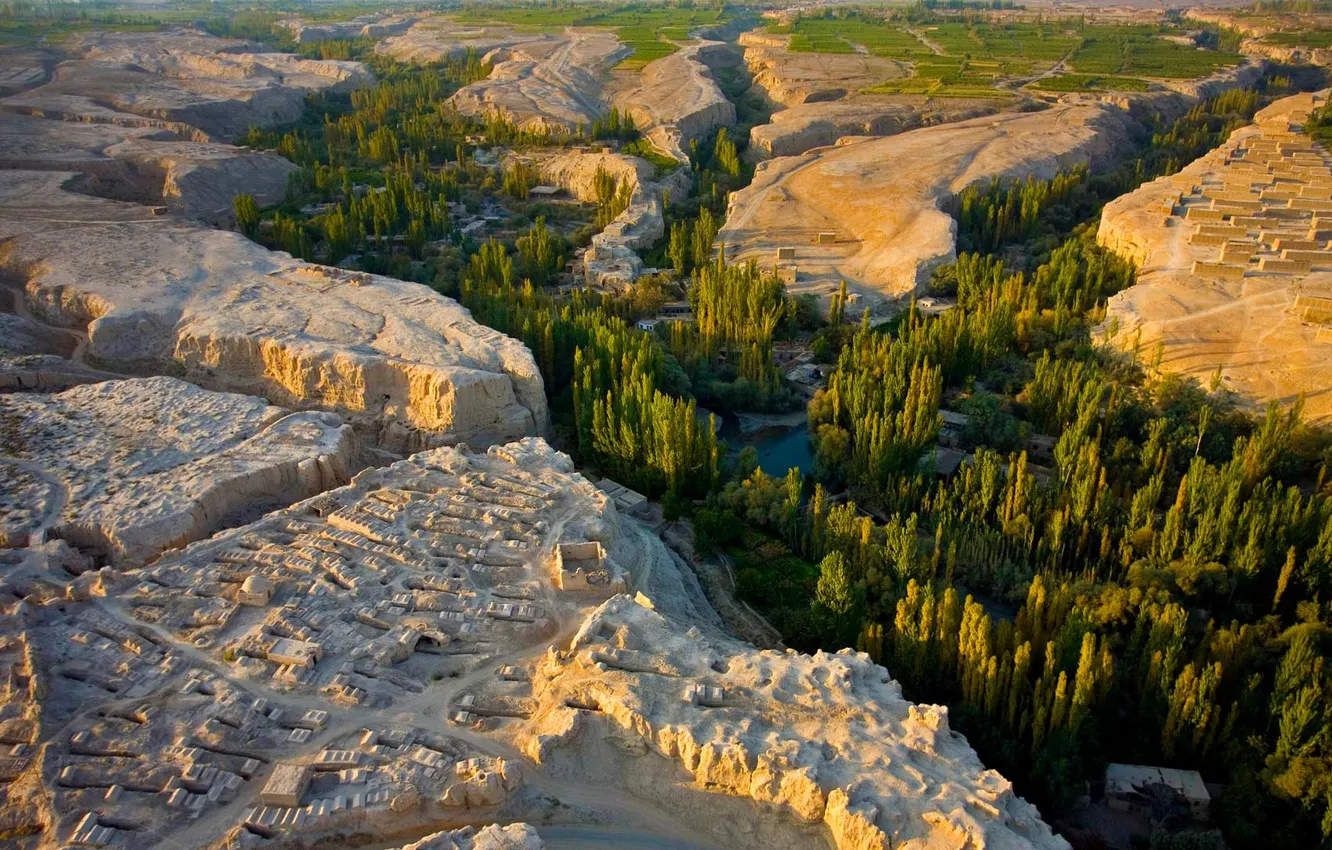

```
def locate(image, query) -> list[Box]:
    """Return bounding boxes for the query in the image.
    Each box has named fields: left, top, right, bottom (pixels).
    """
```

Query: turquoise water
left=748, top=424, right=814, bottom=478
left=717, top=415, right=815, bottom=478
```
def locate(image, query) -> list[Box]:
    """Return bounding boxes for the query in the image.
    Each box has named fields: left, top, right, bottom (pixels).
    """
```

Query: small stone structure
left=553, top=541, right=626, bottom=593
left=1105, top=763, right=1211, bottom=821
left=260, top=763, right=312, bottom=807
left=239, top=575, right=274, bottom=606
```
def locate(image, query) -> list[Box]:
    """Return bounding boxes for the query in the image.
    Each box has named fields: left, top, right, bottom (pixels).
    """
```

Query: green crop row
left=1029, top=73, right=1150, bottom=92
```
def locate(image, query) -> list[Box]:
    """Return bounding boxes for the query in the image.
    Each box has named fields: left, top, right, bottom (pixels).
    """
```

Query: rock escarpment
left=7, top=29, right=372, bottom=140
left=375, top=18, right=554, bottom=65
left=1098, top=92, right=1332, bottom=424
left=718, top=102, right=1135, bottom=304
left=0, top=30, right=366, bottom=221
left=749, top=94, right=1007, bottom=159
left=0, top=113, right=297, bottom=222
left=738, top=31, right=1009, bottom=160
left=0, top=175, right=547, bottom=451
left=520, top=593, right=1069, bottom=849
left=283, top=14, right=417, bottom=45
left=0, top=376, right=356, bottom=564
left=528, top=149, right=688, bottom=288
left=614, top=41, right=737, bottom=163
left=449, top=28, right=630, bottom=134
left=740, top=35, right=906, bottom=108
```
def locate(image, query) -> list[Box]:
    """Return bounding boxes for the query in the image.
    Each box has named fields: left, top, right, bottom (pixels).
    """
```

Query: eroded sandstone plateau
left=0, top=174, right=547, bottom=451
left=5, top=29, right=371, bottom=140
left=0, top=376, right=355, bottom=565
left=1099, top=92, right=1332, bottom=423
left=0, top=30, right=548, bottom=453
left=0, top=437, right=1069, bottom=850
left=378, top=18, right=632, bottom=135
left=613, top=40, right=737, bottom=163
left=0, top=29, right=357, bottom=223
left=718, top=102, right=1136, bottom=304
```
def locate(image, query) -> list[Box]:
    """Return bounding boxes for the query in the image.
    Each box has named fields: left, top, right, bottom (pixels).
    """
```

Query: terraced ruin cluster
left=1100, top=92, right=1332, bottom=422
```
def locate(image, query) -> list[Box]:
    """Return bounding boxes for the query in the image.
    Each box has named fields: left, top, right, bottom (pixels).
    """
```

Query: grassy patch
left=1069, top=26, right=1240, bottom=78
left=454, top=4, right=726, bottom=71
left=1029, top=73, right=1150, bottom=92
left=777, top=16, right=926, bottom=58
left=1264, top=30, right=1332, bottom=49
left=924, top=21, right=1080, bottom=65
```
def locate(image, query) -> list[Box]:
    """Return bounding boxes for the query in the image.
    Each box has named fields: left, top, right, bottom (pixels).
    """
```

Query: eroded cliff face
left=0, top=376, right=356, bottom=564
left=614, top=41, right=737, bottom=163
left=749, top=95, right=1007, bottom=160
left=448, top=28, right=630, bottom=134
left=741, top=38, right=906, bottom=108
left=0, top=173, right=548, bottom=452
left=0, top=30, right=365, bottom=222
left=519, top=594, right=1070, bottom=850
left=718, top=102, right=1136, bottom=305
left=29, top=29, right=374, bottom=140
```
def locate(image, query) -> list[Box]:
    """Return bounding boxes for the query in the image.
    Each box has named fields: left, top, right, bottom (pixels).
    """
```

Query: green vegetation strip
left=1029, top=73, right=1150, bottom=92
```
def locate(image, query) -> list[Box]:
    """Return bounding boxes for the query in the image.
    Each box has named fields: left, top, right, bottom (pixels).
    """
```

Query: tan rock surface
left=0, top=375, right=356, bottom=564
left=614, top=40, right=737, bottom=162
left=718, top=102, right=1135, bottom=303
left=375, top=17, right=555, bottom=65
left=0, top=113, right=297, bottom=222
left=284, top=14, right=417, bottom=45
left=2, top=29, right=372, bottom=141
left=449, top=27, right=629, bottom=133
left=741, top=36, right=907, bottom=107
left=749, top=93, right=1008, bottom=159
left=1098, top=93, right=1332, bottom=423
left=0, top=172, right=548, bottom=451
left=515, top=593, right=1068, bottom=850
left=395, top=825, right=544, bottom=850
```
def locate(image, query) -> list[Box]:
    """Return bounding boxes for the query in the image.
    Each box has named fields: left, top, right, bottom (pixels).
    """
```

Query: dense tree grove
left=458, top=238, right=720, bottom=497
left=234, top=32, right=1332, bottom=846
left=661, top=259, right=800, bottom=411
left=701, top=80, right=1332, bottom=848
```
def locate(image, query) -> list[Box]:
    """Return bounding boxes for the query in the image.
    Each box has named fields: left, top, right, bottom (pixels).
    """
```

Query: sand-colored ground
left=718, top=102, right=1135, bottom=305
left=2, top=29, right=371, bottom=141
left=613, top=40, right=736, bottom=162
left=0, top=113, right=297, bottom=222
left=449, top=27, right=629, bottom=134
left=375, top=17, right=556, bottom=65
left=0, top=173, right=547, bottom=452
left=1099, top=93, right=1332, bottom=423
left=740, top=34, right=907, bottom=107
left=0, top=376, right=355, bottom=564
left=749, top=93, right=1008, bottom=159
